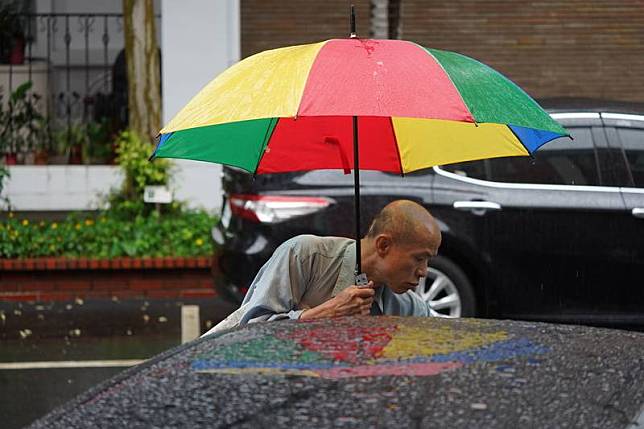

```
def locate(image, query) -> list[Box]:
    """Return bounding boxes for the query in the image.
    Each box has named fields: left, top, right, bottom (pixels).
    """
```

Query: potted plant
left=52, top=121, right=104, bottom=165
left=67, top=123, right=86, bottom=165
left=0, top=81, right=47, bottom=164
left=85, top=118, right=116, bottom=164
left=33, top=124, right=49, bottom=165
left=0, top=1, right=27, bottom=65
left=48, top=128, right=68, bottom=165
left=0, top=87, right=13, bottom=164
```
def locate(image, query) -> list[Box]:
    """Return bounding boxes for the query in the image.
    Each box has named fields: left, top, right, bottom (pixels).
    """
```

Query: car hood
left=32, top=316, right=644, bottom=428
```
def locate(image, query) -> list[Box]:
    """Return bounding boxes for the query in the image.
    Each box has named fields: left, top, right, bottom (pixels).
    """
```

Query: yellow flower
left=84, top=219, right=94, bottom=226
left=8, top=212, right=14, bottom=218
left=51, top=223, right=58, bottom=229
left=22, top=219, right=29, bottom=226
left=195, top=238, right=204, bottom=246
left=75, top=223, right=81, bottom=230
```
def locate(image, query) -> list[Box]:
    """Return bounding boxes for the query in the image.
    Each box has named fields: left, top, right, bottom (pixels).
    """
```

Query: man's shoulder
left=281, top=235, right=354, bottom=257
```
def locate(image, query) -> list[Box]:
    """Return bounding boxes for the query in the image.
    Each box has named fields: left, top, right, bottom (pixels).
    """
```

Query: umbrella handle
left=355, top=273, right=369, bottom=287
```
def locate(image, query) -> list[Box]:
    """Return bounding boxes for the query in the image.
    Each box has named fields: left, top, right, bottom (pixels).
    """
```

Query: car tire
left=414, top=255, right=477, bottom=318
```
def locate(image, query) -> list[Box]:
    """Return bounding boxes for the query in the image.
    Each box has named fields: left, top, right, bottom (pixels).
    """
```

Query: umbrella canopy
left=153, top=38, right=568, bottom=174
left=152, top=37, right=568, bottom=277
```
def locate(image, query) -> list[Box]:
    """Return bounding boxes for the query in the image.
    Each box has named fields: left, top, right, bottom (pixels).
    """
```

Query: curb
left=0, top=256, right=212, bottom=271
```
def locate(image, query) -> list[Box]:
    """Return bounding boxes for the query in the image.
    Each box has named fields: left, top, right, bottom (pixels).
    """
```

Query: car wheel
left=413, top=255, right=476, bottom=318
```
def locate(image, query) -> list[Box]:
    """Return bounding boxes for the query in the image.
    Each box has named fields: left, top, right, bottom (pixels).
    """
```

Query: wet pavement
left=0, top=298, right=238, bottom=340
left=29, top=316, right=644, bottom=428
left=0, top=297, right=237, bottom=428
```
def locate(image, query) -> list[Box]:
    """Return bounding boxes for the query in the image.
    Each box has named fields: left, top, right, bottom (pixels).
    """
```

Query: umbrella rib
left=422, top=45, right=477, bottom=124
left=253, top=117, right=280, bottom=176
left=293, top=40, right=331, bottom=118
left=388, top=117, right=405, bottom=176
left=505, top=124, right=534, bottom=157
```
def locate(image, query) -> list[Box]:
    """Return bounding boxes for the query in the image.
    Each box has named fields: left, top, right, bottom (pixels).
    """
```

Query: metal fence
left=0, top=13, right=160, bottom=165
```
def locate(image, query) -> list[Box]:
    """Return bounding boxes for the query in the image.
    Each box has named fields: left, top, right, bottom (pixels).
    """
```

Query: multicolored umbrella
left=152, top=37, right=568, bottom=277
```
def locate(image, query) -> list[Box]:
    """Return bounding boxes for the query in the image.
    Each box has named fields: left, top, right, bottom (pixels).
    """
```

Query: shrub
left=0, top=128, right=219, bottom=260
left=0, top=210, right=217, bottom=259
left=113, top=130, right=169, bottom=203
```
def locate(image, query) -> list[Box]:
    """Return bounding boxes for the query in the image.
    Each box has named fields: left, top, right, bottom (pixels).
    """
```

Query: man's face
left=378, top=226, right=441, bottom=294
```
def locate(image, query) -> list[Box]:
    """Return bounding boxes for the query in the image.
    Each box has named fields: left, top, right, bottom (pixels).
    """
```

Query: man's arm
left=238, top=237, right=377, bottom=325
left=239, top=241, right=308, bottom=324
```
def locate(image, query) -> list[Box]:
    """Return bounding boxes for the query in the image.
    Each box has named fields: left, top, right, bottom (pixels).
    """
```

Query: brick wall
left=399, top=0, right=644, bottom=101
left=241, top=0, right=643, bottom=101
left=241, top=0, right=372, bottom=56
left=0, top=257, right=216, bottom=302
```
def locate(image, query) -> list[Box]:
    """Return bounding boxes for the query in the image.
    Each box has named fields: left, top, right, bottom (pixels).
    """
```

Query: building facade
left=4, top=0, right=642, bottom=213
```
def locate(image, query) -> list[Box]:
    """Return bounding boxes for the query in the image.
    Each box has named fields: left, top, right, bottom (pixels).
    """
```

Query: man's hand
left=300, top=282, right=375, bottom=320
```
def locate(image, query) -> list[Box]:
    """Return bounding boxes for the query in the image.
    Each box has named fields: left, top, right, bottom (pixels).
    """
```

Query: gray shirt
left=204, top=235, right=433, bottom=336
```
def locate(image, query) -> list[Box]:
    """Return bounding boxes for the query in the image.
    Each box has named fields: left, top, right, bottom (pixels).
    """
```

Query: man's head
left=363, top=200, right=441, bottom=294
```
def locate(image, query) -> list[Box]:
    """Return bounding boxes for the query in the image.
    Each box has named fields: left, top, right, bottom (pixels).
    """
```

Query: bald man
left=204, top=200, right=442, bottom=335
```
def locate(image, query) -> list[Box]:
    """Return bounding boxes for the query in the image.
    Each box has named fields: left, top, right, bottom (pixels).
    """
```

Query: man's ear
left=374, top=234, right=393, bottom=256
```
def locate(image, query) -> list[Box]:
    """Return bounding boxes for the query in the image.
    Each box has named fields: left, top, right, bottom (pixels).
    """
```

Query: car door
left=604, top=115, right=644, bottom=319
left=439, top=116, right=628, bottom=322
left=490, top=119, right=633, bottom=321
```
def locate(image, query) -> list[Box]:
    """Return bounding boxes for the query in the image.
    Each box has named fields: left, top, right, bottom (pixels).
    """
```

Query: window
left=616, top=128, right=644, bottom=188
left=441, top=127, right=599, bottom=186
left=487, top=127, right=598, bottom=185
left=440, top=159, right=487, bottom=180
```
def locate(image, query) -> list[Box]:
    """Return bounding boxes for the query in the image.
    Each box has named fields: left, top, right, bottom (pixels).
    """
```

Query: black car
left=31, top=316, right=644, bottom=428
left=212, top=100, right=644, bottom=327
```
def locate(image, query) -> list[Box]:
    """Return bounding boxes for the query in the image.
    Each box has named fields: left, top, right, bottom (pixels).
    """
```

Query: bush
left=0, top=210, right=217, bottom=259
left=115, top=131, right=169, bottom=198
left=0, top=128, right=219, bottom=260
left=104, top=130, right=178, bottom=218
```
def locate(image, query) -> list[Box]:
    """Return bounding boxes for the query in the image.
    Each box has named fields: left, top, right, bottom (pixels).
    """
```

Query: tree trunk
left=123, top=0, right=161, bottom=142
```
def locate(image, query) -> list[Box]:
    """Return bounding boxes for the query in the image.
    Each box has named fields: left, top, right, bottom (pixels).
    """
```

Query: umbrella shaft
left=353, top=115, right=362, bottom=275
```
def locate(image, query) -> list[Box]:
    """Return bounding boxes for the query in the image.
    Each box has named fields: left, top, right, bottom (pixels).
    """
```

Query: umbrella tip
left=350, top=4, right=357, bottom=38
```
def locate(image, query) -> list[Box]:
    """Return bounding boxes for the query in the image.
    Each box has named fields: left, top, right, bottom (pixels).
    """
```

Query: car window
left=616, top=128, right=644, bottom=188
left=440, top=127, right=599, bottom=186
left=486, top=127, right=598, bottom=185
left=440, top=159, right=487, bottom=180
